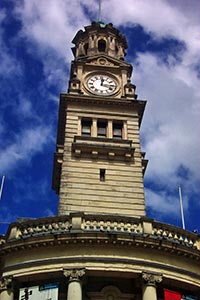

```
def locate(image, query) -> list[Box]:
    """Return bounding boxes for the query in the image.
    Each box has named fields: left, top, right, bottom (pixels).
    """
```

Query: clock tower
left=52, top=21, right=147, bottom=217
left=0, top=20, right=199, bottom=300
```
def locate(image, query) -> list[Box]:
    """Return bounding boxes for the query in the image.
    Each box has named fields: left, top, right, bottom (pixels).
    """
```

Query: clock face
left=87, top=74, right=118, bottom=95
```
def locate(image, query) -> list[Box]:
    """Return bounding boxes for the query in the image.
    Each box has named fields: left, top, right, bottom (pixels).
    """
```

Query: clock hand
left=102, top=83, right=113, bottom=88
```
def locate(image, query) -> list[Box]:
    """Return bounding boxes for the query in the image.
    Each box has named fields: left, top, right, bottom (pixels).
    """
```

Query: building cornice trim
left=2, top=256, right=200, bottom=286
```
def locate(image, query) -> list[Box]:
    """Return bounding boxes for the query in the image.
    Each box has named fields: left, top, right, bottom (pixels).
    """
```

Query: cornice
left=1, top=233, right=199, bottom=260
left=59, top=93, right=146, bottom=129
left=60, top=93, right=146, bottom=108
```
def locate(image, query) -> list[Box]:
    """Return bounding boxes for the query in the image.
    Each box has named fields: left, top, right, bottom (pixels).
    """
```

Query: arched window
left=98, top=39, right=106, bottom=52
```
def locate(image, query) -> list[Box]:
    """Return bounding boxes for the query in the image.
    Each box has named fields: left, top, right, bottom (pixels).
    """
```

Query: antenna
left=0, top=175, right=5, bottom=201
left=98, top=0, right=102, bottom=22
left=178, top=185, right=185, bottom=230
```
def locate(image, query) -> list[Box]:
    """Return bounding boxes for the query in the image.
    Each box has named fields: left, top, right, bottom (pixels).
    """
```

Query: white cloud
left=0, top=126, right=52, bottom=173
left=102, top=0, right=200, bottom=60
left=145, top=187, right=189, bottom=222
left=0, top=9, right=21, bottom=77
left=132, top=51, right=200, bottom=215
left=134, top=52, right=200, bottom=181
left=14, top=0, right=91, bottom=59
left=12, top=0, right=96, bottom=91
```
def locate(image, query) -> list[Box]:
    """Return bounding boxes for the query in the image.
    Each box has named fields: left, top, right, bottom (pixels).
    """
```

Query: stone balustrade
left=7, top=216, right=72, bottom=240
left=81, top=216, right=142, bottom=234
left=152, top=221, right=198, bottom=249
left=2, top=214, right=199, bottom=252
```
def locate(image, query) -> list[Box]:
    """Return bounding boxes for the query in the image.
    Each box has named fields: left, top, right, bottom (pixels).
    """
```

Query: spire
left=97, top=0, right=105, bottom=27
left=98, top=0, right=102, bottom=23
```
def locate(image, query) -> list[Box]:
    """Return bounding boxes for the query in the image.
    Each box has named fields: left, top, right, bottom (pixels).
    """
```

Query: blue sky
left=0, top=0, right=200, bottom=234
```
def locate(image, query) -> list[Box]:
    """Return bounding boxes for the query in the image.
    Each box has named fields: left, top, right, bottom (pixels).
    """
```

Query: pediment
left=78, top=54, right=131, bottom=68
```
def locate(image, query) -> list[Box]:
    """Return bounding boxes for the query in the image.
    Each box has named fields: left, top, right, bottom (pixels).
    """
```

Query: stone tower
left=52, top=22, right=148, bottom=217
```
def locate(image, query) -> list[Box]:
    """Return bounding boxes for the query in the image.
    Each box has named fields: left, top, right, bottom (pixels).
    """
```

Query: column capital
left=0, top=276, right=13, bottom=292
left=63, top=268, right=85, bottom=282
left=142, top=272, right=162, bottom=287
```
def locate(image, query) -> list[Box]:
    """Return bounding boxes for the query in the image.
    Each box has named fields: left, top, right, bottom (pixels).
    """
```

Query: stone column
left=92, top=119, right=97, bottom=137
left=64, top=269, right=85, bottom=300
left=0, top=276, right=14, bottom=300
left=107, top=120, right=113, bottom=138
left=142, top=272, right=162, bottom=300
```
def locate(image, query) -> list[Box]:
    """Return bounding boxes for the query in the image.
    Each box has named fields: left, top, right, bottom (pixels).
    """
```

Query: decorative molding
left=142, top=272, right=162, bottom=286
left=3, top=256, right=200, bottom=286
left=89, top=57, right=115, bottom=66
left=0, top=276, right=13, bottom=292
left=64, top=269, right=85, bottom=281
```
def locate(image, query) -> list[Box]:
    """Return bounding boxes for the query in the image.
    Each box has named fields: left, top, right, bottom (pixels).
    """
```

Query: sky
left=0, top=0, right=200, bottom=234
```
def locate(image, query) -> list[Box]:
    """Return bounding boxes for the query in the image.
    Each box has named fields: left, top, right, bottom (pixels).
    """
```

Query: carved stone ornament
left=64, top=269, right=85, bottom=281
left=142, top=272, right=162, bottom=286
left=0, top=276, right=13, bottom=292
left=89, top=57, right=114, bottom=66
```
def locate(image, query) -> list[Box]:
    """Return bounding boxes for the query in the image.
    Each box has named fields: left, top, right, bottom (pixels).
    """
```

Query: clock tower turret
left=52, top=22, right=148, bottom=217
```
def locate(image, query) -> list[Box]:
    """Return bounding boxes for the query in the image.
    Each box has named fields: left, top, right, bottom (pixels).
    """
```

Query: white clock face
left=87, top=74, right=118, bottom=95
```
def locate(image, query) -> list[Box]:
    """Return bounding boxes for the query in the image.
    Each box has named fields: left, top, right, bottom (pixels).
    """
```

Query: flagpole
left=178, top=185, right=185, bottom=230
left=0, top=175, right=5, bottom=201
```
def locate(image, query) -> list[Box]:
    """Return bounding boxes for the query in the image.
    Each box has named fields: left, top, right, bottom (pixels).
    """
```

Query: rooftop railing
left=1, top=214, right=199, bottom=252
